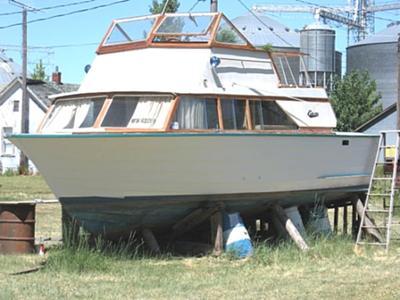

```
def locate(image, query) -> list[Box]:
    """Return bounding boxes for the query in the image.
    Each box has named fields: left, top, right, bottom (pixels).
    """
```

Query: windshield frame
left=97, top=12, right=255, bottom=54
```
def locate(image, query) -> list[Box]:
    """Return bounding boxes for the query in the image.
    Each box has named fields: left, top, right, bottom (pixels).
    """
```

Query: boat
left=9, top=12, right=379, bottom=239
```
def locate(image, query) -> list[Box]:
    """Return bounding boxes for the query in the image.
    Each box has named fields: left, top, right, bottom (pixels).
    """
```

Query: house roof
left=0, top=52, right=21, bottom=86
left=231, top=13, right=299, bottom=48
left=356, top=103, right=396, bottom=132
left=0, top=77, right=79, bottom=112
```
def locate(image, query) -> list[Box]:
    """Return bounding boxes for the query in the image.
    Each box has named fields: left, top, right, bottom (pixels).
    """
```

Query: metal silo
left=300, top=23, right=336, bottom=90
left=347, top=22, right=400, bottom=109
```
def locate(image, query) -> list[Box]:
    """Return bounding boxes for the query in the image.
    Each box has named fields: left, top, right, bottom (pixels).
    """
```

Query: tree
left=149, top=0, right=180, bottom=14
left=330, top=70, right=382, bottom=131
left=31, top=59, right=47, bottom=81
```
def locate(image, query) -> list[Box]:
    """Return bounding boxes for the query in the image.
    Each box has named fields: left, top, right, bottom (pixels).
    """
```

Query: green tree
left=149, top=0, right=180, bottom=14
left=31, top=59, right=47, bottom=81
left=331, top=70, right=382, bottom=131
left=216, top=28, right=238, bottom=43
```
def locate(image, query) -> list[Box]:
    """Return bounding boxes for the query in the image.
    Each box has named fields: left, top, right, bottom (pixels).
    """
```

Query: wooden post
left=352, top=199, right=358, bottom=238
left=343, top=205, right=348, bottom=235
left=142, top=228, right=160, bottom=254
left=355, top=199, right=384, bottom=243
left=210, top=0, right=218, bottom=12
left=333, top=207, right=339, bottom=234
left=272, top=204, right=309, bottom=251
left=210, top=210, right=223, bottom=256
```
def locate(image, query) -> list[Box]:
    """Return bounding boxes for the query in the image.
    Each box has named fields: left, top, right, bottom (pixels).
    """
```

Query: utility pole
left=397, top=34, right=400, bottom=130
left=210, top=0, right=217, bottom=12
left=9, top=0, right=36, bottom=174
left=19, top=7, right=29, bottom=174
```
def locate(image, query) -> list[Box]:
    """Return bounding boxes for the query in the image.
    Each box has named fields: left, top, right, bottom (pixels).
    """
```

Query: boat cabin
left=39, top=12, right=336, bottom=134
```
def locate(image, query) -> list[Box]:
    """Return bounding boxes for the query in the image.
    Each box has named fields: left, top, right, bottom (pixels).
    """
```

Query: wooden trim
left=217, top=97, right=224, bottom=130
left=211, top=41, right=255, bottom=51
left=209, top=13, right=222, bottom=44
left=93, top=97, right=113, bottom=128
left=149, top=42, right=211, bottom=48
left=97, top=41, right=148, bottom=54
left=55, top=91, right=329, bottom=104
left=162, top=96, right=180, bottom=130
left=210, top=15, right=255, bottom=50
left=55, top=91, right=176, bottom=101
left=96, top=20, right=115, bottom=53
left=245, top=99, right=253, bottom=130
left=37, top=105, right=55, bottom=133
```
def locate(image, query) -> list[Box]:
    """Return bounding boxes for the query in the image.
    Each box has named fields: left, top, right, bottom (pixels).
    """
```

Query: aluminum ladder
left=355, top=130, right=400, bottom=253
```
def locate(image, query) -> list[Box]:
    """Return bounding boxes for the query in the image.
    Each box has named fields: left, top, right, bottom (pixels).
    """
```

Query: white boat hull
left=10, top=132, right=378, bottom=236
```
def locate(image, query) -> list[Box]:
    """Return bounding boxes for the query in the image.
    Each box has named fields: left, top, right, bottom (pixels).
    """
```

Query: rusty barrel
left=0, top=203, right=36, bottom=254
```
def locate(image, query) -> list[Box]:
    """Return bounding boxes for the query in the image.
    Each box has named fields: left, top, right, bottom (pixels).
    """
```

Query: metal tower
left=252, top=1, right=400, bottom=43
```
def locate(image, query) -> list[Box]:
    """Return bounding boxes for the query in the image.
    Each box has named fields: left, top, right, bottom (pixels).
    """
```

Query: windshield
left=153, top=14, right=214, bottom=43
left=104, top=15, right=157, bottom=45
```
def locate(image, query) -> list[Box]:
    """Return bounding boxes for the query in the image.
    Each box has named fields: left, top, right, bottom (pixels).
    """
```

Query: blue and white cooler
left=223, top=212, right=253, bottom=258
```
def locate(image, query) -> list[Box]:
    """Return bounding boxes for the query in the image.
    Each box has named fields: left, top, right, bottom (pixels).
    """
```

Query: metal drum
left=0, top=203, right=36, bottom=254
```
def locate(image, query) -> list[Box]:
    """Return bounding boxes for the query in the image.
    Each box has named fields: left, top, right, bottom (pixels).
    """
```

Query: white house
left=0, top=75, right=78, bottom=173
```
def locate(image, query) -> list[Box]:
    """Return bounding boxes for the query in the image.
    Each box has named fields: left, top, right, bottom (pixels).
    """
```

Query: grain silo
left=300, top=22, right=336, bottom=91
left=232, top=14, right=341, bottom=89
left=347, top=22, right=400, bottom=109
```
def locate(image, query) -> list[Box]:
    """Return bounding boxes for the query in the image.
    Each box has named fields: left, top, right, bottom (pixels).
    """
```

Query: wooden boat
left=9, top=12, right=378, bottom=238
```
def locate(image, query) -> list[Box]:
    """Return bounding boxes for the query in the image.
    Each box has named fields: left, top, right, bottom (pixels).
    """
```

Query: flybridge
left=97, top=12, right=254, bottom=54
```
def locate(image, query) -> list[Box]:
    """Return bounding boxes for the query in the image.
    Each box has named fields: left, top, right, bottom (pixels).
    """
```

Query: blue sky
left=0, top=0, right=398, bottom=84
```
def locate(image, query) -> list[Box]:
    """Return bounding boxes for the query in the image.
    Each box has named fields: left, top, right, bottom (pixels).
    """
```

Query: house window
left=13, top=100, right=19, bottom=112
left=1, top=127, right=14, bottom=155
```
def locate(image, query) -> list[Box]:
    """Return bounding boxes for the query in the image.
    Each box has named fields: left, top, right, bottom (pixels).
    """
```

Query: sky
left=0, top=0, right=398, bottom=84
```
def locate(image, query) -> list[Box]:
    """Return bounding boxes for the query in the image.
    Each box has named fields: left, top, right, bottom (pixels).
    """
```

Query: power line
left=0, top=0, right=132, bottom=30
left=0, top=0, right=100, bottom=16
left=187, top=0, right=206, bottom=12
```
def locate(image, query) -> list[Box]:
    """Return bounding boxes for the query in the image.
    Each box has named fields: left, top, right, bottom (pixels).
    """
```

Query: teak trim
left=93, top=97, right=113, bottom=128
left=245, top=99, right=253, bottom=130
left=162, top=96, right=180, bottom=130
left=37, top=104, right=55, bottom=133
left=217, top=97, right=224, bottom=130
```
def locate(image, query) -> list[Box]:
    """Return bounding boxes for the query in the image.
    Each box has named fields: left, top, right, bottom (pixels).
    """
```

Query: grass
left=1, top=175, right=400, bottom=299
left=0, top=175, right=54, bottom=201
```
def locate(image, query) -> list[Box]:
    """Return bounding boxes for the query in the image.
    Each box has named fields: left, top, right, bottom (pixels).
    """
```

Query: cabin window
left=173, top=97, right=218, bottom=129
left=102, top=95, right=173, bottom=129
left=220, top=99, right=248, bottom=130
left=153, top=15, right=213, bottom=43
left=215, top=17, right=247, bottom=45
left=1, top=127, right=14, bottom=155
left=250, top=100, right=297, bottom=130
left=104, top=15, right=157, bottom=45
left=42, top=97, right=106, bottom=132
